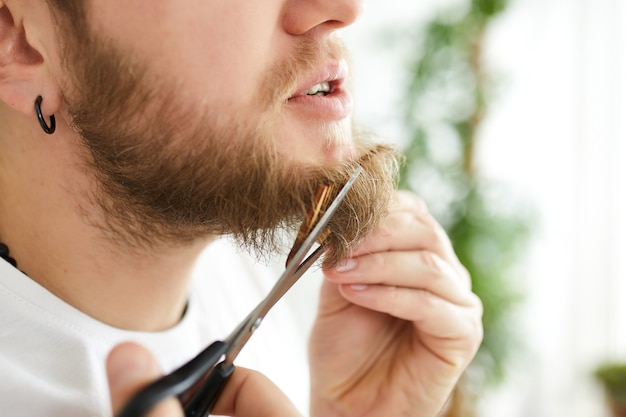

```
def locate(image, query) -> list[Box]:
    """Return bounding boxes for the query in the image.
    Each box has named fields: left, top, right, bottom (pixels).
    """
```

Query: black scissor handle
left=116, top=341, right=229, bottom=417
left=183, top=361, right=235, bottom=417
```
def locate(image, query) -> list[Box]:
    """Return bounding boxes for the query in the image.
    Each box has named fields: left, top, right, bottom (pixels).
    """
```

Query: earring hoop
left=35, top=96, right=56, bottom=135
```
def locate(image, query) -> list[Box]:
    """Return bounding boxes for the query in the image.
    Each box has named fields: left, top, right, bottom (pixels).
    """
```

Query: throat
left=0, top=237, right=207, bottom=332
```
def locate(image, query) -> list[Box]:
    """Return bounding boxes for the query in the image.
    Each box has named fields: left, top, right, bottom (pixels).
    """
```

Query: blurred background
left=341, top=0, right=626, bottom=416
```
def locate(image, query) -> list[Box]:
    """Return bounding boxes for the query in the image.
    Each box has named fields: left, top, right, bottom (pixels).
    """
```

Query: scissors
left=116, top=166, right=362, bottom=417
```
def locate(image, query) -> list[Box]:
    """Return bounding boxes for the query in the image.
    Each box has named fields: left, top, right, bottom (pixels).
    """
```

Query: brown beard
left=58, top=22, right=399, bottom=266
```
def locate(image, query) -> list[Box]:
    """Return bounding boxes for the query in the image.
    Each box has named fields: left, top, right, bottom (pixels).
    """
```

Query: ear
left=0, top=3, right=62, bottom=119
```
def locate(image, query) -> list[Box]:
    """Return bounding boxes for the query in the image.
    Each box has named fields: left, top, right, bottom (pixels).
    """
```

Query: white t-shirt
left=0, top=238, right=316, bottom=416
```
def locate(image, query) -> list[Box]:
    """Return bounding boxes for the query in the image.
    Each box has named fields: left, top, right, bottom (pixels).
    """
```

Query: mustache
left=262, top=36, right=350, bottom=111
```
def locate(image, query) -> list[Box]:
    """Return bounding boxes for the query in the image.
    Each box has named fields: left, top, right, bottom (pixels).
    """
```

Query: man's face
left=51, top=0, right=397, bottom=263
left=79, top=0, right=358, bottom=163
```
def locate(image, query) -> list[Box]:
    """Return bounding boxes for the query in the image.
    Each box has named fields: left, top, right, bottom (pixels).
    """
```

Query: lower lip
left=286, top=88, right=353, bottom=120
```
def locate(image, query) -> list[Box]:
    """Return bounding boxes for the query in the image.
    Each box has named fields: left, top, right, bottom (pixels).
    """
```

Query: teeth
left=305, top=82, right=331, bottom=96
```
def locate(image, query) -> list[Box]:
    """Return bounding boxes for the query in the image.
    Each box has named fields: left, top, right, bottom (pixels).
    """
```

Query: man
left=0, top=0, right=483, bottom=416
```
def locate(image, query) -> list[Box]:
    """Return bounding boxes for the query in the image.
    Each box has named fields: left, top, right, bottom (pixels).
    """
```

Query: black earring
left=35, top=96, right=56, bottom=135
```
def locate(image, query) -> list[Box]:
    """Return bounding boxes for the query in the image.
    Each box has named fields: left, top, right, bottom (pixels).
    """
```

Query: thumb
left=212, top=367, right=303, bottom=417
left=107, top=342, right=183, bottom=417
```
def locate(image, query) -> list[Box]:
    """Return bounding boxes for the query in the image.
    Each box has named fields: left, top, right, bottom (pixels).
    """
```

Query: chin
left=286, top=119, right=356, bottom=164
left=322, top=141, right=357, bottom=163
left=283, top=141, right=355, bottom=167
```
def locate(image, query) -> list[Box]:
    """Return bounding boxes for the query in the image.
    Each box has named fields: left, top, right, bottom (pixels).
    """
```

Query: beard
left=60, top=30, right=399, bottom=266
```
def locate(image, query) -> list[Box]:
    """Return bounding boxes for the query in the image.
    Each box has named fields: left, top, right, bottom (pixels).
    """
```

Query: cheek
left=150, top=44, right=273, bottom=111
left=90, top=0, right=279, bottom=108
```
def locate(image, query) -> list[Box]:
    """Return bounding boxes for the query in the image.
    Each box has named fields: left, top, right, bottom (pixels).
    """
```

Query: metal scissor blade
left=281, top=166, right=363, bottom=284
left=180, top=245, right=327, bottom=417
left=221, top=166, right=363, bottom=363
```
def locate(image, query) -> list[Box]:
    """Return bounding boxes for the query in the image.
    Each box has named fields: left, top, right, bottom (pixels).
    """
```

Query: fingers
left=107, top=342, right=182, bottom=417
left=212, top=367, right=303, bottom=417
left=332, top=276, right=483, bottom=366
left=351, top=192, right=449, bottom=254
left=323, top=190, right=483, bottom=347
left=327, top=250, right=472, bottom=305
left=325, top=191, right=472, bottom=306
left=337, top=283, right=482, bottom=337
left=350, top=191, right=467, bottom=278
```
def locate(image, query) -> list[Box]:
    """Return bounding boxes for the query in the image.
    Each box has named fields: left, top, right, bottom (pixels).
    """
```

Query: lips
left=287, top=60, right=353, bottom=120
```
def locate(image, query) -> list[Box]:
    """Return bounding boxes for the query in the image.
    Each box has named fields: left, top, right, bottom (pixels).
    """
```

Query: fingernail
left=335, top=258, right=356, bottom=272
left=350, top=284, right=369, bottom=291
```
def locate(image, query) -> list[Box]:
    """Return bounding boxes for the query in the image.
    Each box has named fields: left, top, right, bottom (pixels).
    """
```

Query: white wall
left=344, top=0, right=626, bottom=416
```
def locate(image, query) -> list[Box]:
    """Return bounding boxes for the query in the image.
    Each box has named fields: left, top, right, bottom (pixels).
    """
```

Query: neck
left=0, top=117, right=214, bottom=332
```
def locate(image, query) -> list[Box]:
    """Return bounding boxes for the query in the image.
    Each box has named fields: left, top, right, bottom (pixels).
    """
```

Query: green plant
left=594, top=364, right=626, bottom=417
left=595, top=364, right=626, bottom=403
left=393, top=0, right=535, bottom=410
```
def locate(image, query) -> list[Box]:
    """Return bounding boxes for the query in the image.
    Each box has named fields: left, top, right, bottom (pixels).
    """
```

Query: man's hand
left=309, top=191, right=484, bottom=417
left=107, top=342, right=302, bottom=417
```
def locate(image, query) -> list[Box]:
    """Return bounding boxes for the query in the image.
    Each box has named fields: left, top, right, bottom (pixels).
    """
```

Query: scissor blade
left=282, top=166, right=362, bottom=278
left=286, top=183, right=334, bottom=266
left=222, top=166, right=362, bottom=362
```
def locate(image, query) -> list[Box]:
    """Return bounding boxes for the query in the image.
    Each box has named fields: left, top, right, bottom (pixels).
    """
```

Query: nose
left=282, top=0, right=363, bottom=36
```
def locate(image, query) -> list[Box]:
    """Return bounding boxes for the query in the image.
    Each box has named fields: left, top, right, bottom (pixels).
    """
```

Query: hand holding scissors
left=115, top=167, right=362, bottom=417
left=108, top=343, right=302, bottom=417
